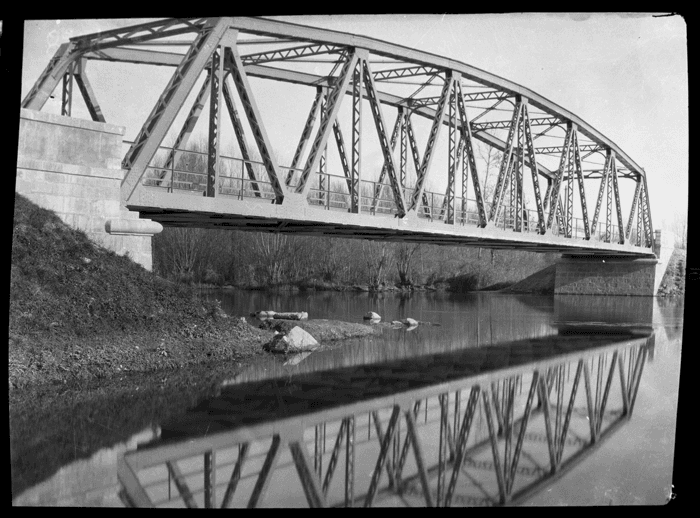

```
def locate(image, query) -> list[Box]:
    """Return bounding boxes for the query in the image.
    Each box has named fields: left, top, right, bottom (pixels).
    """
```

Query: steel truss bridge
left=117, top=329, right=653, bottom=507
left=23, top=17, right=655, bottom=256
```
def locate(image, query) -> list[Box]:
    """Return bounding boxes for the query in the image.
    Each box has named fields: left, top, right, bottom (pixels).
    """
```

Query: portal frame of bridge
left=22, top=17, right=655, bottom=257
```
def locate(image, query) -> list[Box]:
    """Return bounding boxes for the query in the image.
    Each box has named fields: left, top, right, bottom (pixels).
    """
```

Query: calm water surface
left=11, top=292, right=683, bottom=506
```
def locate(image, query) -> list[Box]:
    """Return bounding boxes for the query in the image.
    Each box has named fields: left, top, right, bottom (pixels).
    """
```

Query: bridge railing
left=129, top=142, right=644, bottom=247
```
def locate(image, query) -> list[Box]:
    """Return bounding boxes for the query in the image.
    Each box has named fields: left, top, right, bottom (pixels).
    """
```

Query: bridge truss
left=22, top=17, right=655, bottom=256
left=116, top=331, right=653, bottom=507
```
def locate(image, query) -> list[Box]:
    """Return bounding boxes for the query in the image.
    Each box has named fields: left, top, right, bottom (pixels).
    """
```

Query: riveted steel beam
left=590, top=150, right=611, bottom=238
left=61, top=61, right=75, bottom=116
left=362, top=58, right=407, bottom=216
left=74, top=60, right=106, bottom=122
left=472, top=116, right=560, bottom=131
left=536, top=144, right=603, bottom=154
left=522, top=101, right=546, bottom=233
left=225, top=42, right=287, bottom=203
left=290, top=441, right=327, bottom=508
left=288, top=87, right=323, bottom=184
left=408, top=73, right=452, bottom=213
left=296, top=51, right=358, bottom=197
left=121, top=19, right=230, bottom=204
left=221, top=443, right=249, bottom=508
left=364, top=406, right=401, bottom=507
left=206, top=46, right=224, bottom=198
left=546, top=124, right=573, bottom=232
left=489, top=99, right=523, bottom=223
left=572, top=130, right=591, bottom=239
left=222, top=77, right=261, bottom=196
left=241, top=43, right=341, bottom=65
left=370, top=110, right=402, bottom=213
left=373, top=65, right=438, bottom=81
left=611, top=162, right=625, bottom=242
left=22, top=42, right=78, bottom=111
left=247, top=435, right=282, bottom=508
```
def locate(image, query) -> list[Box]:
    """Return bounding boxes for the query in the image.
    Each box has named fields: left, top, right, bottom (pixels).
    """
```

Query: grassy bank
left=9, top=194, right=273, bottom=390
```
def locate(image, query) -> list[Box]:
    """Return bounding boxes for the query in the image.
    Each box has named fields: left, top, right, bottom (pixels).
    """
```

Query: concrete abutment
left=15, top=109, right=162, bottom=270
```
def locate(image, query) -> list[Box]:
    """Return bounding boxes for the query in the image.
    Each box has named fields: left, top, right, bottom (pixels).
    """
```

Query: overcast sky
left=20, top=14, right=687, bottom=231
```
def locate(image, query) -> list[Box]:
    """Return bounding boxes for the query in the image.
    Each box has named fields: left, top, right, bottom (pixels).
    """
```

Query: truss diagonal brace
left=362, top=58, right=407, bottom=217
left=121, top=18, right=231, bottom=203
left=489, top=99, right=523, bottom=223
left=288, top=87, right=324, bottom=185
left=226, top=42, right=286, bottom=203
left=22, top=42, right=79, bottom=111
left=74, top=60, right=106, bottom=122
left=408, top=73, right=453, bottom=213
left=295, top=51, right=358, bottom=198
left=546, top=123, right=574, bottom=231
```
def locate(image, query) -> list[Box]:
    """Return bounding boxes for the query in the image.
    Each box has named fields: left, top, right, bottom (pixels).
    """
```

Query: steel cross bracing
left=117, top=332, right=653, bottom=508
left=23, top=17, right=656, bottom=257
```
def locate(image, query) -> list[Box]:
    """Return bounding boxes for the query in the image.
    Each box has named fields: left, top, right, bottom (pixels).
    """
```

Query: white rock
left=267, top=326, right=319, bottom=353
left=402, top=318, right=419, bottom=326
left=363, top=311, right=381, bottom=321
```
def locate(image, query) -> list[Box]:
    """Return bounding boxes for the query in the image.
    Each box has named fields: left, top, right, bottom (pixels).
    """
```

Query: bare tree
left=362, top=240, right=389, bottom=288
left=395, top=243, right=421, bottom=285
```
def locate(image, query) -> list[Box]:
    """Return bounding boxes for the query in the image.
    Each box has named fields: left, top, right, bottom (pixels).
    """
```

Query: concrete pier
left=15, top=109, right=161, bottom=270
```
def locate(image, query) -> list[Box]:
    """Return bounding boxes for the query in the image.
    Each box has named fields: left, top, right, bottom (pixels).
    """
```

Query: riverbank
left=9, top=195, right=277, bottom=391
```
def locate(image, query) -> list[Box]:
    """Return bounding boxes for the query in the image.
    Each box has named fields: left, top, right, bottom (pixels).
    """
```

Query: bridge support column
left=16, top=109, right=162, bottom=270
left=554, top=255, right=658, bottom=296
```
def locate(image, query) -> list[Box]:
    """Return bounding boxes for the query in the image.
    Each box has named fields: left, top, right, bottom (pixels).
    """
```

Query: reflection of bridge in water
left=118, top=328, right=653, bottom=507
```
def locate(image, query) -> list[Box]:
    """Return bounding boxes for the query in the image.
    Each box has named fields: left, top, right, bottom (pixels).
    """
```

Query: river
left=11, top=291, right=683, bottom=507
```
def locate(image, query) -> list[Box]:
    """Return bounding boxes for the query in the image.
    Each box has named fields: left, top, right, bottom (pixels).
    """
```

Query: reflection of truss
left=118, top=332, right=652, bottom=507
left=22, top=17, right=654, bottom=253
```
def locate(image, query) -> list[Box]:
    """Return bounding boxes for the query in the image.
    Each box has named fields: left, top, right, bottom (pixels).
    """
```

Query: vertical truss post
left=314, top=424, right=324, bottom=479
left=408, top=73, right=453, bottom=213
left=319, top=93, right=328, bottom=207
left=400, top=107, right=408, bottom=189
left=297, top=51, right=357, bottom=199
left=546, top=123, right=573, bottom=231
left=515, top=109, right=525, bottom=232
left=537, top=372, right=558, bottom=473
left=591, top=149, right=611, bottom=239
left=226, top=42, right=286, bottom=204
left=345, top=415, right=355, bottom=507
left=206, top=46, right=223, bottom=198
left=22, top=42, right=77, bottom=111
left=396, top=400, right=421, bottom=483
left=640, top=174, right=653, bottom=247
left=489, top=98, right=523, bottom=223
left=506, top=373, right=538, bottom=495
left=121, top=19, right=230, bottom=203
left=351, top=61, right=363, bottom=214
left=369, top=111, right=401, bottom=213
left=437, top=394, right=449, bottom=506
left=521, top=100, right=546, bottom=233
left=362, top=58, right=406, bottom=217
left=572, top=130, right=591, bottom=239
left=288, top=87, right=323, bottom=185
left=565, top=143, right=574, bottom=238
left=445, top=79, right=458, bottom=225
left=605, top=153, right=613, bottom=241
left=456, top=81, right=487, bottom=227
left=74, top=59, right=106, bottom=123
left=204, top=450, right=216, bottom=508
left=61, top=61, right=75, bottom=117
left=611, top=155, right=625, bottom=244
left=222, top=77, right=261, bottom=197
left=626, top=179, right=641, bottom=241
